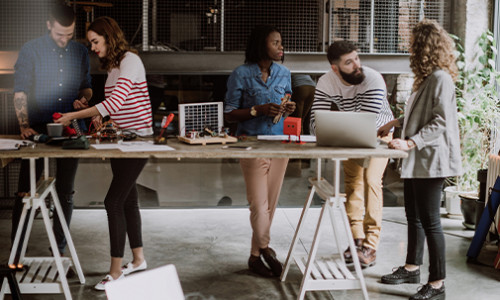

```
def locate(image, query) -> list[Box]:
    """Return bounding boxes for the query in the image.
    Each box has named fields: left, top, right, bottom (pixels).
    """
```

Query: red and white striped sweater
left=96, top=52, right=153, bottom=136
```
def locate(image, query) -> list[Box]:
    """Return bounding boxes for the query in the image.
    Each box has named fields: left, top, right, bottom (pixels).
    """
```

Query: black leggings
left=104, top=158, right=148, bottom=258
left=404, top=178, right=445, bottom=282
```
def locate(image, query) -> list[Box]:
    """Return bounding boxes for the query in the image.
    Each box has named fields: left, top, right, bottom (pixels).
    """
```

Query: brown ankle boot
left=344, top=239, right=363, bottom=264
left=260, top=247, right=283, bottom=277
left=248, top=255, right=274, bottom=277
left=357, top=246, right=376, bottom=268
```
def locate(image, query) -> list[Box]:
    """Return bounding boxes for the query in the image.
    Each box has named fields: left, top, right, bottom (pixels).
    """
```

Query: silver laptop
left=315, top=111, right=377, bottom=148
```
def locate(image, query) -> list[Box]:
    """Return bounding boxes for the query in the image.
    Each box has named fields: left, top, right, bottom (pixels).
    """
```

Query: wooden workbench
left=0, top=135, right=407, bottom=300
left=0, top=135, right=407, bottom=160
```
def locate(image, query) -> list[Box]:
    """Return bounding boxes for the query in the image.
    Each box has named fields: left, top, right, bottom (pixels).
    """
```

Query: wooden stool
left=0, top=158, right=85, bottom=300
left=281, top=158, right=369, bottom=300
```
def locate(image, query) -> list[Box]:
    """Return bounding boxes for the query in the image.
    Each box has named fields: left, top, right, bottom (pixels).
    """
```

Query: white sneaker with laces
left=94, top=273, right=124, bottom=291
left=121, top=260, right=147, bottom=275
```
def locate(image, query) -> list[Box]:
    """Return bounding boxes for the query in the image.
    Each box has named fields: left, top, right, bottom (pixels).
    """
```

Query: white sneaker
left=121, top=260, right=147, bottom=275
left=94, top=273, right=124, bottom=291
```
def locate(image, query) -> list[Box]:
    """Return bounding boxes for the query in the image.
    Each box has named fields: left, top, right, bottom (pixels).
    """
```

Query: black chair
left=0, top=264, right=23, bottom=300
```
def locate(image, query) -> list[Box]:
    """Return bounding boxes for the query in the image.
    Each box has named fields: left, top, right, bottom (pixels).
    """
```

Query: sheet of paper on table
left=0, top=138, right=23, bottom=150
left=91, top=141, right=175, bottom=152
left=257, top=135, right=316, bottom=143
left=91, top=144, right=121, bottom=150
left=118, top=141, right=175, bottom=152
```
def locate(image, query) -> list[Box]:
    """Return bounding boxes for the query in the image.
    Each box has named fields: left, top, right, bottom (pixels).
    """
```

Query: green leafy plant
left=452, top=31, right=500, bottom=192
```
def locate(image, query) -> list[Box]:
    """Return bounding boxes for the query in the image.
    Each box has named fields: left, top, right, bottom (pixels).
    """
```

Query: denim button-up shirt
left=224, top=63, right=292, bottom=136
left=14, top=34, right=91, bottom=126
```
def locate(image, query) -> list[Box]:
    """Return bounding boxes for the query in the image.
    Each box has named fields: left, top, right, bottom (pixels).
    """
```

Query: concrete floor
left=1, top=207, right=500, bottom=300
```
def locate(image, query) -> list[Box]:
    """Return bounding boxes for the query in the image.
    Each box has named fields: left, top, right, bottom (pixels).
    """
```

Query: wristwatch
left=250, top=106, right=258, bottom=117
left=407, top=139, right=416, bottom=149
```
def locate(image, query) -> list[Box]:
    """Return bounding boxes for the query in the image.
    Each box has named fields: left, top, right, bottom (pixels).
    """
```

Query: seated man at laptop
left=310, top=41, right=393, bottom=267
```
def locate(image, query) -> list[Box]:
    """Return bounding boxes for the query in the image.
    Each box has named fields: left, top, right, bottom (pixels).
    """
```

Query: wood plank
left=309, top=178, right=347, bottom=202
left=325, top=259, right=344, bottom=279
left=22, top=260, right=41, bottom=283
left=15, top=267, right=27, bottom=282
left=306, top=279, right=361, bottom=291
left=46, top=261, right=59, bottom=282
left=0, top=135, right=408, bottom=160
left=62, top=258, right=71, bottom=276
left=18, top=282, right=63, bottom=294
left=310, top=262, right=323, bottom=280
left=316, top=260, right=334, bottom=279
left=35, top=259, right=51, bottom=283
left=299, top=257, right=322, bottom=280
left=178, top=135, right=237, bottom=145
left=294, top=255, right=306, bottom=274
left=335, top=258, right=356, bottom=280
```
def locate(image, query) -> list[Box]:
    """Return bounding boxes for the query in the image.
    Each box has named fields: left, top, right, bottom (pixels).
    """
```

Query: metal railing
left=1, top=0, right=449, bottom=54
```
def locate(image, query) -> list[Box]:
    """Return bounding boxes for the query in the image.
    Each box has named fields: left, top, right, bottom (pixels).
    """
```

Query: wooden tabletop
left=0, top=135, right=408, bottom=160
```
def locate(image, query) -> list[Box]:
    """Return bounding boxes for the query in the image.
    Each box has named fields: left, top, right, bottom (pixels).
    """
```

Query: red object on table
left=52, top=112, right=77, bottom=136
left=159, top=113, right=175, bottom=137
left=283, top=117, right=304, bottom=144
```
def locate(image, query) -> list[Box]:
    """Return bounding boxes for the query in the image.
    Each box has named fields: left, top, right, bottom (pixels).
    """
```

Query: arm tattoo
left=13, top=93, right=29, bottom=129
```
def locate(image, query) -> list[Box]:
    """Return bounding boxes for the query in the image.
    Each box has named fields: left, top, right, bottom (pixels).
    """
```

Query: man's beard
left=339, top=67, right=365, bottom=85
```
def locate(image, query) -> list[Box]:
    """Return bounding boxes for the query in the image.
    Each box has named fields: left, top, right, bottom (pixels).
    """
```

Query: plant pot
left=444, top=186, right=462, bottom=218
left=460, top=192, right=479, bottom=230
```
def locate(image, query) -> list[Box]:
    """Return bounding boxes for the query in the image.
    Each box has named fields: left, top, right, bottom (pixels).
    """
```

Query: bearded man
left=309, top=41, right=393, bottom=268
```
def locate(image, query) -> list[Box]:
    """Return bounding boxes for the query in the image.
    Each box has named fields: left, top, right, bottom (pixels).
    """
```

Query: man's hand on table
left=19, top=127, right=37, bottom=140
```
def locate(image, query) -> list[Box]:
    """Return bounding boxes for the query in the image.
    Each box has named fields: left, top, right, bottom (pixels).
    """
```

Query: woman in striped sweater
left=56, top=16, right=152, bottom=290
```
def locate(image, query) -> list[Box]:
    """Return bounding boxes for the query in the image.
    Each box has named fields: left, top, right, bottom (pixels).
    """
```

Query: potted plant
left=447, top=31, right=500, bottom=226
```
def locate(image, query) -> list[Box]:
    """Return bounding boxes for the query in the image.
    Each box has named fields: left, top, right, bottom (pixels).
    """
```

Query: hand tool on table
left=154, top=113, right=175, bottom=144
left=273, top=93, right=292, bottom=124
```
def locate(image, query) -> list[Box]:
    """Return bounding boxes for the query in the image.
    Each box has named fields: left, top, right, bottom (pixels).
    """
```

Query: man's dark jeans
left=11, top=158, right=79, bottom=255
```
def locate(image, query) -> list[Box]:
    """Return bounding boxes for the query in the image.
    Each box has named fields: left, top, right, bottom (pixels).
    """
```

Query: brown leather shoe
left=248, top=255, right=274, bottom=277
left=260, top=247, right=283, bottom=277
left=357, top=246, right=376, bottom=268
left=344, top=239, right=364, bottom=264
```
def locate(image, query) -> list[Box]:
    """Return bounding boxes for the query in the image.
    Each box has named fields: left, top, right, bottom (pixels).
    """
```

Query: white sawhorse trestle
left=281, top=158, right=369, bottom=300
left=0, top=158, right=85, bottom=300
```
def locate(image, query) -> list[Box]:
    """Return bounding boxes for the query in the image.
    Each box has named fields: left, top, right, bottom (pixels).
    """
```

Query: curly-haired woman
left=55, top=16, right=152, bottom=290
left=377, top=19, right=462, bottom=300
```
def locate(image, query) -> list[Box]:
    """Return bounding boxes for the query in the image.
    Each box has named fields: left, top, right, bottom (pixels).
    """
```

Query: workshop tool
left=273, top=93, right=292, bottom=124
left=155, top=113, right=175, bottom=144
left=52, top=113, right=78, bottom=136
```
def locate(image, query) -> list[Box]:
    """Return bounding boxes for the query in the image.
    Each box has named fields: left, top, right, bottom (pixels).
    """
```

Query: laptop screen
left=314, top=111, right=377, bottom=148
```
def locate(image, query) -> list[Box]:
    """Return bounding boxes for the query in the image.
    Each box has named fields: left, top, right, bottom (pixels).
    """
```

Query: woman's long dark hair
left=244, top=25, right=284, bottom=64
left=87, top=16, right=137, bottom=71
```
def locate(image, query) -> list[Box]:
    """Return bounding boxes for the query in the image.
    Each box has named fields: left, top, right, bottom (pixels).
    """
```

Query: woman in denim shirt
left=225, top=25, right=295, bottom=277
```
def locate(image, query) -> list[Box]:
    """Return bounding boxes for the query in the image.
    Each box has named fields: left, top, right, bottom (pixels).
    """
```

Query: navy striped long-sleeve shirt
left=310, top=66, right=393, bottom=135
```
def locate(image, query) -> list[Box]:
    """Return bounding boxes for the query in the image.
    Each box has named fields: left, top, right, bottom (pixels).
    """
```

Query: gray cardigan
left=398, top=69, right=462, bottom=178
